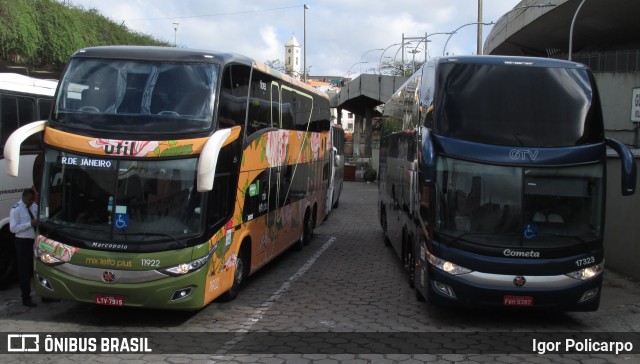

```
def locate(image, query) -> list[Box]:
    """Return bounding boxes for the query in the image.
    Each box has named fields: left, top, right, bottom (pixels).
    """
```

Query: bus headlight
left=566, top=262, right=604, bottom=280
left=426, top=251, right=472, bottom=275
left=159, top=246, right=215, bottom=276
left=35, top=247, right=65, bottom=266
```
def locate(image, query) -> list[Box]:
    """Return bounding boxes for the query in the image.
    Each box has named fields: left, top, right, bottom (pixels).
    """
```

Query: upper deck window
left=53, top=59, right=218, bottom=134
left=434, top=63, right=604, bottom=147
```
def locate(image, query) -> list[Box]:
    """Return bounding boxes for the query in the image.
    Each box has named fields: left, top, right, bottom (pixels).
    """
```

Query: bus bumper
left=33, top=260, right=209, bottom=310
left=423, top=266, right=603, bottom=311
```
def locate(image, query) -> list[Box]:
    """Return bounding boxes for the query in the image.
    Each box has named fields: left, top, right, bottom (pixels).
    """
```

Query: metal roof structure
left=485, top=0, right=640, bottom=57
left=330, top=74, right=408, bottom=115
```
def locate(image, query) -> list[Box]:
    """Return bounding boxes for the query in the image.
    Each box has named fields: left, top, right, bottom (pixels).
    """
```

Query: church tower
left=284, top=34, right=301, bottom=79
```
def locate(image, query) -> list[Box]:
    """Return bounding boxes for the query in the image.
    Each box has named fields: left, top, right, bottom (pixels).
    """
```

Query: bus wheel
left=381, top=208, right=390, bottom=247
left=415, top=286, right=426, bottom=302
left=413, top=246, right=424, bottom=301
left=0, top=229, right=17, bottom=289
left=407, top=244, right=415, bottom=289
left=333, top=198, right=339, bottom=209
left=220, top=246, right=248, bottom=301
left=302, top=211, right=313, bottom=246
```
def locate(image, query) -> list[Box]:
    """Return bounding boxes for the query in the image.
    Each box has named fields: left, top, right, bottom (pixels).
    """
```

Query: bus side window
left=246, top=71, right=273, bottom=136
left=0, top=95, right=40, bottom=152
left=0, top=94, right=19, bottom=149
left=281, top=89, right=295, bottom=130
left=219, top=64, right=251, bottom=129
left=38, top=98, right=53, bottom=120
left=294, top=94, right=312, bottom=131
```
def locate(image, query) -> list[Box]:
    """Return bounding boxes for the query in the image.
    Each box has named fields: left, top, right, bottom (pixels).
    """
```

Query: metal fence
left=552, top=50, right=640, bottom=73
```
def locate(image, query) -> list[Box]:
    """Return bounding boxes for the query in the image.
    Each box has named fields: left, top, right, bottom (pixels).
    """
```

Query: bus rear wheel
left=380, top=207, right=390, bottom=247
left=302, top=211, right=313, bottom=246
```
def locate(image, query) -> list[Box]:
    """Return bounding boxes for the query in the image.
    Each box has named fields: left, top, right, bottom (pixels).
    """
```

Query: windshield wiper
left=41, top=223, right=108, bottom=239
left=531, top=232, right=588, bottom=247
left=116, top=232, right=186, bottom=247
left=441, top=231, right=519, bottom=247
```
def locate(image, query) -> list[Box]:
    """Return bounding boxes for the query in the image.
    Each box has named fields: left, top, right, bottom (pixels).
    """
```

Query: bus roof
left=434, top=55, right=589, bottom=69
left=0, top=73, right=57, bottom=97
left=72, top=46, right=255, bottom=66
left=72, top=46, right=328, bottom=100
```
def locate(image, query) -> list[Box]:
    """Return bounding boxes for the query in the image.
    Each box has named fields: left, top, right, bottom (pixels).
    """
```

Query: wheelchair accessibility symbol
left=523, top=223, right=538, bottom=240
left=114, top=213, right=129, bottom=230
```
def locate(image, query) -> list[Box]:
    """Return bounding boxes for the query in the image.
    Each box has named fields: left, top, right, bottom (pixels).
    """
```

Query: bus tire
left=220, top=244, right=249, bottom=302
left=407, top=242, right=415, bottom=289
left=413, top=245, right=425, bottom=301
left=302, top=210, right=313, bottom=246
left=415, top=286, right=426, bottom=302
left=0, top=228, right=17, bottom=289
left=380, top=207, right=390, bottom=247
left=333, top=198, right=339, bottom=209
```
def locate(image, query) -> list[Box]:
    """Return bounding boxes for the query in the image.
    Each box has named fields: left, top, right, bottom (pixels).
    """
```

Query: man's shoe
left=22, top=299, right=36, bottom=308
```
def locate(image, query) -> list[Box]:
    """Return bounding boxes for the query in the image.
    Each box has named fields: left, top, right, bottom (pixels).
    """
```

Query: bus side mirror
left=4, top=120, right=46, bottom=177
left=606, top=138, right=636, bottom=196
left=197, top=126, right=241, bottom=192
left=333, top=147, right=340, bottom=167
left=419, top=127, right=436, bottom=186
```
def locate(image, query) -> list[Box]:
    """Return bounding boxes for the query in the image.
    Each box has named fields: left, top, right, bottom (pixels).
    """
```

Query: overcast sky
left=69, top=0, right=522, bottom=77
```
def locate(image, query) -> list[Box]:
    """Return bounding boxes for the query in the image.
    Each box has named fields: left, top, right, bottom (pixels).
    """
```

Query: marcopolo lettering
left=90, top=242, right=129, bottom=250
left=503, top=249, right=541, bottom=258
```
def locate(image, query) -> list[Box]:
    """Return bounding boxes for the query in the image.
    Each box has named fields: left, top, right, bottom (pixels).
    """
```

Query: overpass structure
left=330, top=74, right=407, bottom=165
left=485, top=0, right=640, bottom=280
left=485, top=0, right=640, bottom=58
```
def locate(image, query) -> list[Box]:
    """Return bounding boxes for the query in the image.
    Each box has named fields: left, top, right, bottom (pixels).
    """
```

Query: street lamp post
left=409, top=32, right=452, bottom=61
left=568, top=0, right=586, bottom=61
left=442, top=22, right=494, bottom=56
left=173, top=22, right=179, bottom=47
left=346, top=62, right=367, bottom=77
left=378, top=42, right=412, bottom=75
left=303, top=4, right=309, bottom=82
left=408, top=49, right=421, bottom=74
left=359, top=48, right=384, bottom=73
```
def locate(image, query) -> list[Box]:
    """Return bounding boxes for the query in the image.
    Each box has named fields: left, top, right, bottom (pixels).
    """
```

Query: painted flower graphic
left=280, top=204, right=293, bottom=228
left=259, top=234, right=271, bottom=250
left=310, top=132, right=321, bottom=161
left=266, top=130, right=289, bottom=167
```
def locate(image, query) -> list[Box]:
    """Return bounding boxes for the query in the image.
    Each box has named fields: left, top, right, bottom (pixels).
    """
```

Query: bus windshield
left=435, top=63, right=604, bottom=147
left=52, top=59, right=218, bottom=133
left=435, top=157, right=604, bottom=248
left=39, top=149, right=204, bottom=243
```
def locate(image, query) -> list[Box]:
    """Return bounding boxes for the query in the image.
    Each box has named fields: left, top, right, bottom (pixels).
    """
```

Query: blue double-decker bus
left=379, top=56, right=636, bottom=311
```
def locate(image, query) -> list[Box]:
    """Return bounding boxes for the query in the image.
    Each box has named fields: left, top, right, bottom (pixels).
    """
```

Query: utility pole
left=303, top=4, right=309, bottom=82
left=173, top=23, right=179, bottom=47
left=477, top=0, right=483, bottom=55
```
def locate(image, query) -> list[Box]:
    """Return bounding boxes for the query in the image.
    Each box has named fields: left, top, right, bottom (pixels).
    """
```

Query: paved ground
left=1, top=181, right=640, bottom=363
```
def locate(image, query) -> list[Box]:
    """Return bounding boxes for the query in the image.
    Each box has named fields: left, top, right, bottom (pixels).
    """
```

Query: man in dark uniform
left=9, top=189, right=38, bottom=307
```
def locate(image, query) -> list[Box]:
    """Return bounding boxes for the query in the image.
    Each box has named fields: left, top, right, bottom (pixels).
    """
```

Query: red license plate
left=95, top=294, right=124, bottom=306
left=504, top=295, right=533, bottom=307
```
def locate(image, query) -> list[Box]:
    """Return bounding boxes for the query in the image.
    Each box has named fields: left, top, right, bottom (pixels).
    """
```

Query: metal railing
left=551, top=49, right=640, bottom=73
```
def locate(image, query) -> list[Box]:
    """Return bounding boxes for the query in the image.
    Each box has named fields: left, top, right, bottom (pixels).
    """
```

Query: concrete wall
left=604, top=155, right=640, bottom=280
left=595, top=73, right=640, bottom=147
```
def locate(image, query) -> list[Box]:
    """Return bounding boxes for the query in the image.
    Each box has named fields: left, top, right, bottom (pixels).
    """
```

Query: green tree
left=0, top=0, right=169, bottom=72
